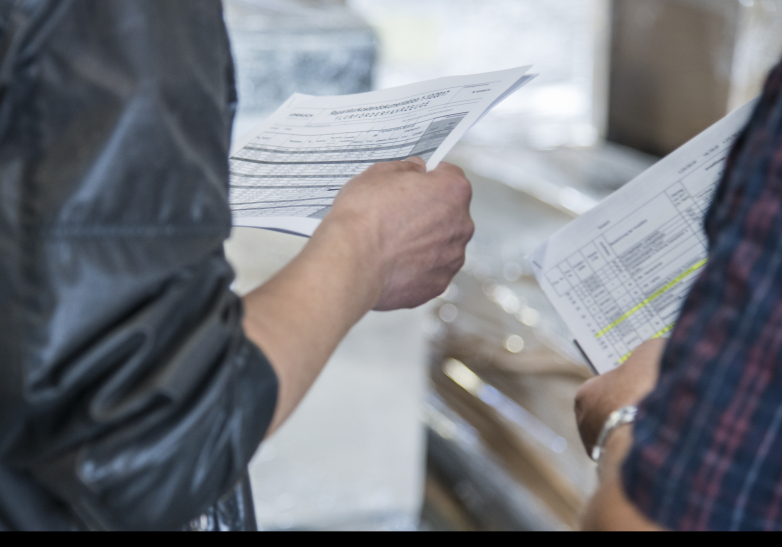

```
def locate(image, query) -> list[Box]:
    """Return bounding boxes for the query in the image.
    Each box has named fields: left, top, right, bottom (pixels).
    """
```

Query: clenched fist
left=326, top=157, right=475, bottom=311
left=574, top=339, right=667, bottom=456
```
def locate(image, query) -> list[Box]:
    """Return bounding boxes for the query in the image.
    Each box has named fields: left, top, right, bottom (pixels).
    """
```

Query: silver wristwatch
left=591, top=405, right=638, bottom=462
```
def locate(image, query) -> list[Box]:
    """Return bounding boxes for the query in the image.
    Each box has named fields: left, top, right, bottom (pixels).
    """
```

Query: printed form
left=529, top=100, right=757, bottom=375
left=229, top=67, right=535, bottom=236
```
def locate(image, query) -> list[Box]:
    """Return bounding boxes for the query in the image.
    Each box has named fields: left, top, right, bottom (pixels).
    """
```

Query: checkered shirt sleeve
left=623, top=60, right=782, bottom=531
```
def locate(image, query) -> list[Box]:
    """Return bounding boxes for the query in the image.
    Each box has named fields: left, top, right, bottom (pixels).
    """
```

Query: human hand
left=574, top=339, right=667, bottom=456
left=324, top=157, right=474, bottom=311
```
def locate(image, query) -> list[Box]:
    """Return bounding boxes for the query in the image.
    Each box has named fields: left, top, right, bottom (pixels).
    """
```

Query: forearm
left=241, top=214, right=382, bottom=437
left=581, top=426, right=664, bottom=531
left=575, top=340, right=670, bottom=531
left=241, top=158, right=473, bottom=439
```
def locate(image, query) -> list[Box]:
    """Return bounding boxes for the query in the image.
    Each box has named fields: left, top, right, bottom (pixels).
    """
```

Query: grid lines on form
left=229, top=115, right=465, bottom=220
left=544, top=141, right=732, bottom=369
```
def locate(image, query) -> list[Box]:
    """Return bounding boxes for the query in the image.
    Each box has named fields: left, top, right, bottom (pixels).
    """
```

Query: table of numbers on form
left=229, top=116, right=464, bottom=220
left=227, top=67, right=535, bottom=235
left=542, top=137, right=734, bottom=370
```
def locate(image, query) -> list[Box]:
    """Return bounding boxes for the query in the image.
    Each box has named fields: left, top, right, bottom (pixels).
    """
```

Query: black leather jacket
left=0, top=0, right=278, bottom=530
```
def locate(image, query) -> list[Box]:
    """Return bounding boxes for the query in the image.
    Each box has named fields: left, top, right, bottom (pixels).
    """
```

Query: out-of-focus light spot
left=443, top=358, right=483, bottom=395
left=551, top=437, right=568, bottom=454
left=439, top=303, right=458, bottom=323
left=275, top=513, right=295, bottom=530
left=559, top=186, right=597, bottom=215
left=505, top=335, right=525, bottom=353
left=482, top=280, right=497, bottom=297
left=274, top=492, right=296, bottom=511
left=422, top=316, right=447, bottom=341
left=520, top=307, right=541, bottom=327
left=492, top=285, right=521, bottom=313
left=503, top=262, right=523, bottom=281
left=443, top=358, right=570, bottom=455
left=502, top=300, right=520, bottom=314
left=440, top=283, right=460, bottom=302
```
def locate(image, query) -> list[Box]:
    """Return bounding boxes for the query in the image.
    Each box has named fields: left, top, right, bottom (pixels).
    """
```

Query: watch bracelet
left=591, top=405, right=638, bottom=462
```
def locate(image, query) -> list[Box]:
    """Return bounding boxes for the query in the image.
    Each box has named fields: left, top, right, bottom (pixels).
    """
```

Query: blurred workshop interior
left=222, top=0, right=782, bottom=531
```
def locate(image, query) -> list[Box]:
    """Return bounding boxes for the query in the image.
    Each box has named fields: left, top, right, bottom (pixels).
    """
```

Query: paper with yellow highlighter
left=529, top=99, right=758, bottom=375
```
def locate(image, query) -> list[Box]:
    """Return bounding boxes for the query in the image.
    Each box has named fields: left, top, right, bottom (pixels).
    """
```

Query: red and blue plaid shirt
left=623, top=60, right=782, bottom=530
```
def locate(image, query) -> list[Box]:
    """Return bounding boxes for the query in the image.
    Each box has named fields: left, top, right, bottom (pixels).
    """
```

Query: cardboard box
left=608, top=0, right=782, bottom=156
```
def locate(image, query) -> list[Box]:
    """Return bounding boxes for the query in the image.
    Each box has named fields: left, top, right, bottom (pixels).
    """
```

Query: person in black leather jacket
left=0, top=0, right=474, bottom=531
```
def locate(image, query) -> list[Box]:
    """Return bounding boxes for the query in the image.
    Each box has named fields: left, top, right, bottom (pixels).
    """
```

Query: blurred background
left=222, top=0, right=782, bottom=531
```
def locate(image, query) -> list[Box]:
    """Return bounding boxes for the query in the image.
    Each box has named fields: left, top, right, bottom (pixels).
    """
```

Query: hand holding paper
left=229, top=67, right=535, bottom=236
left=529, top=100, right=757, bottom=374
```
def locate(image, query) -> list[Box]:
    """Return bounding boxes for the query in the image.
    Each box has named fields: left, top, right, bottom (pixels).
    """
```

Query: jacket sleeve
left=0, top=0, right=278, bottom=530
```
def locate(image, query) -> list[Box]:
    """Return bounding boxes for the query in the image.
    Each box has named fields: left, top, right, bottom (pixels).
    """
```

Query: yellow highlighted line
left=617, top=324, right=676, bottom=364
left=651, top=323, right=675, bottom=339
left=596, top=259, right=707, bottom=339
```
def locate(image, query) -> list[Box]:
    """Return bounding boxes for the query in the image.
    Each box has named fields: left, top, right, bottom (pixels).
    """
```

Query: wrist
left=312, top=211, right=385, bottom=310
left=597, top=422, right=634, bottom=482
left=591, top=405, right=637, bottom=462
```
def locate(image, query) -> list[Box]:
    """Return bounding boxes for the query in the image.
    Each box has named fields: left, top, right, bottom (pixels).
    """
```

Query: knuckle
left=575, top=385, right=586, bottom=405
left=371, top=160, right=400, bottom=172
left=440, top=161, right=466, bottom=177
left=443, top=251, right=466, bottom=276
left=454, top=254, right=466, bottom=273
left=434, top=277, right=451, bottom=295
left=575, top=381, right=594, bottom=412
left=405, top=156, right=427, bottom=169
left=454, top=176, right=473, bottom=204
left=451, top=218, right=474, bottom=245
left=440, top=182, right=469, bottom=208
left=460, top=174, right=473, bottom=193
left=574, top=393, right=586, bottom=420
left=464, top=218, right=476, bottom=240
left=395, top=158, right=417, bottom=168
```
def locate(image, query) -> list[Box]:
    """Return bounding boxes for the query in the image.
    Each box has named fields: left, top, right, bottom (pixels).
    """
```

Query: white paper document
left=529, top=100, right=757, bottom=375
left=229, top=67, right=535, bottom=236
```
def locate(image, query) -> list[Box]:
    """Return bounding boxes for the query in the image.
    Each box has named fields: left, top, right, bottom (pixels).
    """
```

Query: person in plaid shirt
left=575, top=59, right=782, bottom=531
